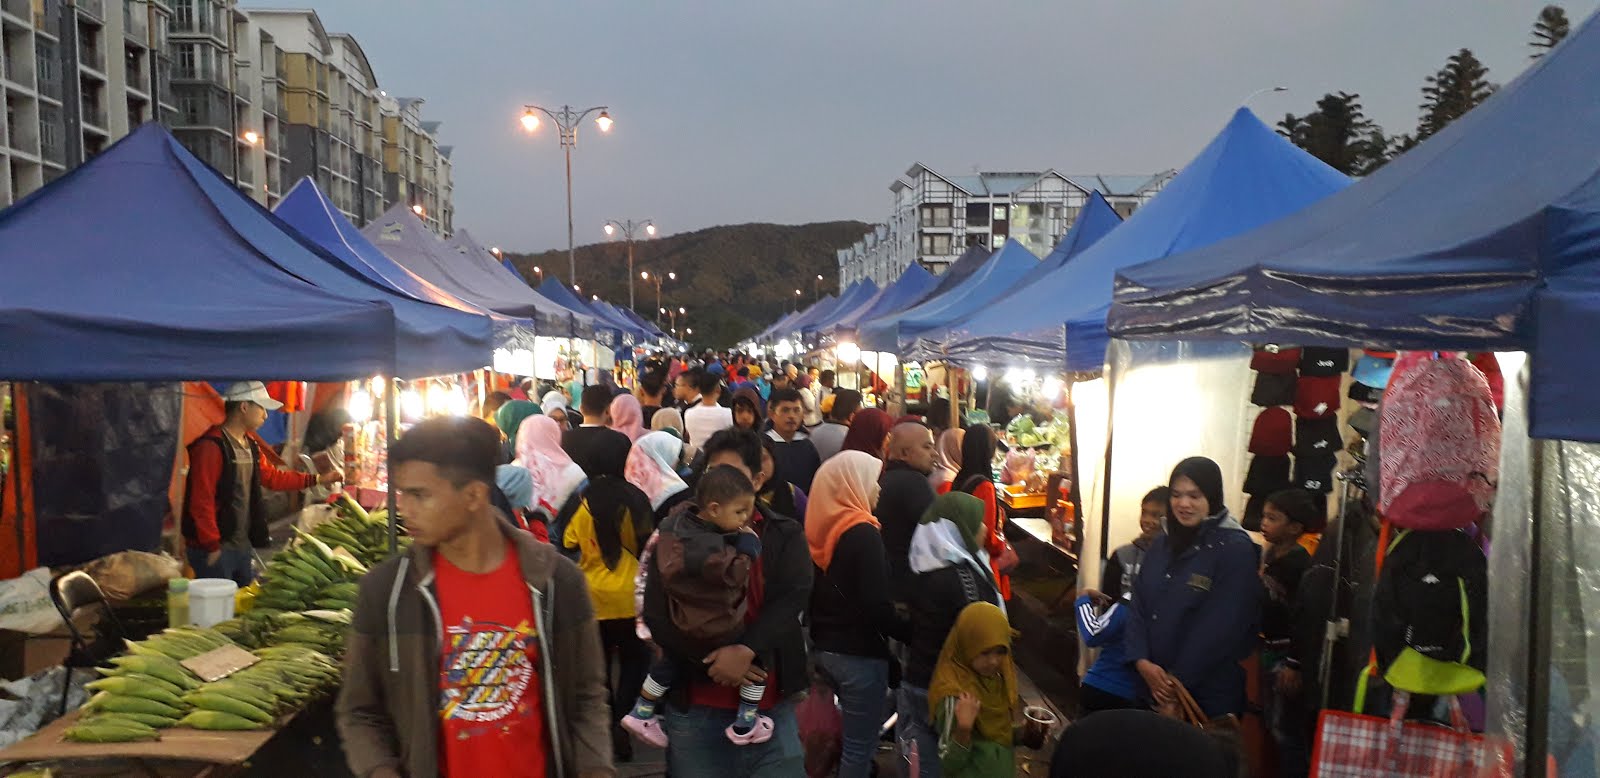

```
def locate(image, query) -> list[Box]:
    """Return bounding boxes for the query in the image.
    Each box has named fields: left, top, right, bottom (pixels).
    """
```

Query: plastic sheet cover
left=28, top=383, right=181, bottom=567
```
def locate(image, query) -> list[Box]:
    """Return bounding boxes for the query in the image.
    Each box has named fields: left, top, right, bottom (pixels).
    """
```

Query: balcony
left=232, top=80, right=248, bottom=103
left=261, top=88, right=276, bottom=115
left=0, top=0, right=28, bottom=20
left=80, top=101, right=106, bottom=130
left=172, top=62, right=226, bottom=88
left=123, top=4, right=146, bottom=43
left=76, top=0, right=102, bottom=21
left=4, top=54, right=33, bottom=89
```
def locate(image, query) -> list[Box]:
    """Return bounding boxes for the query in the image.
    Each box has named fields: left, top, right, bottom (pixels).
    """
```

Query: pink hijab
left=608, top=394, right=647, bottom=441
left=514, top=415, right=587, bottom=516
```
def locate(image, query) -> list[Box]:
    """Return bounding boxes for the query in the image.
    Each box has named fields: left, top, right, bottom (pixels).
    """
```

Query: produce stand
left=0, top=708, right=279, bottom=774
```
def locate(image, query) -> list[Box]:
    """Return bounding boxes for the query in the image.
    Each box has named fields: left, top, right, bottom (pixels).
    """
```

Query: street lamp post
left=519, top=103, right=614, bottom=285
left=604, top=219, right=655, bottom=309
left=661, top=306, right=685, bottom=336
left=794, top=288, right=802, bottom=313
left=814, top=274, right=824, bottom=301
left=641, top=270, right=676, bottom=322
left=1241, top=85, right=1289, bottom=106
left=531, top=265, right=544, bottom=284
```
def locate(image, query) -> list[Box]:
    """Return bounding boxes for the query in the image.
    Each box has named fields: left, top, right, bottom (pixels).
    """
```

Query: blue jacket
left=1124, top=512, right=1261, bottom=717
left=1076, top=594, right=1137, bottom=701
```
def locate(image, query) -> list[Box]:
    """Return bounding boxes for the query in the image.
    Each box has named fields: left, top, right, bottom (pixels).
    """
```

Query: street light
left=531, top=265, right=544, bottom=283
left=641, top=269, right=676, bottom=322
left=519, top=103, right=613, bottom=286
left=241, top=130, right=261, bottom=145
left=794, top=288, right=802, bottom=313
left=603, top=219, right=655, bottom=309
left=814, top=273, right=824, bottom=301
left=411, top=204, right=425, bottom=217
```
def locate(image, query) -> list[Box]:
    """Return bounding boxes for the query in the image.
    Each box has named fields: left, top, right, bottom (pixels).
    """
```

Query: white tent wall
left=1078, top=340, right=1258, bottom=595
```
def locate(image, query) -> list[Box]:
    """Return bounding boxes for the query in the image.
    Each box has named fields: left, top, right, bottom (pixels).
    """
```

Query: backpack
left=1371, top=528, right=1487, bottom=694
left=1377, top=353, right=1500, bottom=530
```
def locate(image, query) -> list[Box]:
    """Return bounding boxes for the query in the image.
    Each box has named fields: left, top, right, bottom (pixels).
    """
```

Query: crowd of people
left=328, top=351, right=1308, bottom=778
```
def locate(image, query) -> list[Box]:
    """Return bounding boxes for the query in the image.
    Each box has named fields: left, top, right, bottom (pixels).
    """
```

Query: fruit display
left=61, top=493, right=396, bottom=744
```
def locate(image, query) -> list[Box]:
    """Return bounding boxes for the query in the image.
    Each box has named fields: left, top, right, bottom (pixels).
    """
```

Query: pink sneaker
left=724, top=714, right=775, bottom=745
left=622, top=714, right=670, bottom=748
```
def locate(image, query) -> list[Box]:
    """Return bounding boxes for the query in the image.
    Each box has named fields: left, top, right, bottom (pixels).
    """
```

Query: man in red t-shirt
left=336, top=416, right=615, bottom=778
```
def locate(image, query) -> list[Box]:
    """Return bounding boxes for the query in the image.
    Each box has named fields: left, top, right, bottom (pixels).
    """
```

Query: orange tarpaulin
left=0, top=388, right=37, bottom=578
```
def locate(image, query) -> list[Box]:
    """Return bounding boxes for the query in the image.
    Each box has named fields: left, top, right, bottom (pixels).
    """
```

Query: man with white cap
left=182, top=381, right=342, bottom=584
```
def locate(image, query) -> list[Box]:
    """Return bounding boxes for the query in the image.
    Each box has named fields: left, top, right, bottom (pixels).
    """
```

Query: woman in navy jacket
left=1125, top=456, right=1262, bottom=718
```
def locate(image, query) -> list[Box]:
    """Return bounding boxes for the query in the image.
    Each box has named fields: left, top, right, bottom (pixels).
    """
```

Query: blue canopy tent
left=799, top=280, right=880, bottom=341
left=859, top=240, right=1040, bottom=355
left=0, top=124, right=444, bottom=382
left=362, top=204, right=594, bottom=338
left=440, top=227, right=596, bottom=340
left=752, top=308, right=808, bottom=346
left=1108, top=15, right=1600, bottom=443
left=940, top=108, right=1350, bottom=372
left=275, top=179, right=538, bottom=355
left=593, top=300, right=656, bottom=342
left=764, top=296, right=834, bottom=344
left=614, top=305, right=669, bottom=340
left=536, top=277, right=649, bottom=347
left=827, top=263, right=940, bottom=342
left=923, top=244, right=993, bottom=299
left=922, top=192, right=1123, bottom=363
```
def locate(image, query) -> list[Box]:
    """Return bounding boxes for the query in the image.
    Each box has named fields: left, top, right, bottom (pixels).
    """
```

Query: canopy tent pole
left=1064, top=375, right=1085, bottom=555
left=385, top=378, right=398, bottom=553
left=1525, top=441, right=1553, bottom=778
left=1097, top=350, right=1121, bottom=566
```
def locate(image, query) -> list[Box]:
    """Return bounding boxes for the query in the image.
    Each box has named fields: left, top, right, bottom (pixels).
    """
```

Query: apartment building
left=0, top=0, right=170, bottom=204
left=838, top=163, right=1175, bottom=287
left=0, top=0, right=453, bottom=231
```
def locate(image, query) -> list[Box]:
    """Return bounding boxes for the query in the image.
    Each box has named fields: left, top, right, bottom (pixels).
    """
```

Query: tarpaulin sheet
left=827, top=263, right=938, bottom=340
left=536, top=277, right=623, bottom=347
left=1107, top=11, right=1600, bottom=441
left=944, top=108, right=1349, bottom=372
left=930, top=191, right=1122, bottom=364
left=275, top=179, right=539, bottom=354
left=0, top=125, right=399, bottom=382
left=28, top=383, right=180, bottom=567
left=859, top=240, right=1039, bottom=354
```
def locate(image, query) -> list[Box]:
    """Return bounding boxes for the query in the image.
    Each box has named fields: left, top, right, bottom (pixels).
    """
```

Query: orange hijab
left=805, top=450, right=884, bottom=571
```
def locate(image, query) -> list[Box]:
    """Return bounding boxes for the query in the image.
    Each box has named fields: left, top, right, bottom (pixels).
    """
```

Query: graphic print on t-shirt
left=440, top=616, right=540, bottom=735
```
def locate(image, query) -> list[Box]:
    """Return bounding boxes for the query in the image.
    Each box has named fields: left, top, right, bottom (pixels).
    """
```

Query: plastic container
left=187, top=578, right=239, bottom=627
left=166, top=578, right=189, bottom=628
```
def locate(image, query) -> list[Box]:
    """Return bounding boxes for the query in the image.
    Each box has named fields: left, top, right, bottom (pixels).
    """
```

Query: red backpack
left=1377, top=353, right=1500, bottom=531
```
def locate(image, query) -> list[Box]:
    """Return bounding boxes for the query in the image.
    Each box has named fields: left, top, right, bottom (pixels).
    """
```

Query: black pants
left=598, top=618, right=652, bottom=725
left=1078, top=683, right=1141, bottom=716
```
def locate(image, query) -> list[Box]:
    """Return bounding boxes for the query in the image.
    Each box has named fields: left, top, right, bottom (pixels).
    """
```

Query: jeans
left=815, top=650, right=889, bottom=778
left=664, top=699, right=803, bottom=777
left=185, top=546, right=255, bottom=587
left=1265, top=675, right=1311, bottom=778
left=895, top=684, right=939, bottom=778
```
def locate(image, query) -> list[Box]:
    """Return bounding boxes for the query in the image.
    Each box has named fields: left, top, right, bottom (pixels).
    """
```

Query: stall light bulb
left=349, top=389, right=374, bottom=422
left=401, top=388, right=425, bottom=421
left=368, top=375, right=385, bottom=395
left=1020, top=369, right=1036, bottom=385
left=837, top=342, right=862, bottom=365
left=1042, top=375, right=1063, bottom=399
left=972, top=365, right=989, bottom=382
left=448, top=387, right=471, bottom=417
left=1005, top=367, right=1026, bottom=386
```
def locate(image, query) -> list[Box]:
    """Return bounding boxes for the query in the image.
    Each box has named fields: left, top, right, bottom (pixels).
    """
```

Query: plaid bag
left=1311, top=693, right=1511, bottom=777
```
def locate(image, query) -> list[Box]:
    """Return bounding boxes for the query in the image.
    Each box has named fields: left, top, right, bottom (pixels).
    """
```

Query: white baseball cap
left=221, top=381, right=283, bottom=411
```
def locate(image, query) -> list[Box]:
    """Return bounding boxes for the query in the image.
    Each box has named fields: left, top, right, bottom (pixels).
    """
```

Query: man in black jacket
left=878, top=420, right=938, bottom=600
left=642, top=428, right=812, bottom=775
left=765, top=388, right=821, bottom=494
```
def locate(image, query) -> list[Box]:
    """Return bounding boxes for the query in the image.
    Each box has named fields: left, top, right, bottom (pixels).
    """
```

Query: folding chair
left=48, top=570, right=125, bottom=716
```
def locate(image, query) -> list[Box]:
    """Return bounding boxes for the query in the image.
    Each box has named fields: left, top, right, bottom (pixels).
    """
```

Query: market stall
left=1102, top=13, right=1600, bottom=774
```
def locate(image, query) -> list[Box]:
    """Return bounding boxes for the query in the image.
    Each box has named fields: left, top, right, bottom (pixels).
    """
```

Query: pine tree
left=1277, top=93, right=1385, bottom=176
left=1531, top=5, right=1571, bottom=58
left=1417, top=49, right=1495, bottom=140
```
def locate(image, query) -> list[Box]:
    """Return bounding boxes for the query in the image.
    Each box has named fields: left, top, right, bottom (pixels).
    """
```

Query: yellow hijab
left=928, top=602, right=1017, bottom=747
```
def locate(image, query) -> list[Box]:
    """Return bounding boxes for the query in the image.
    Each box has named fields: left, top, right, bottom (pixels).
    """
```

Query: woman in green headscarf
left=930, top=602, right=1020, bottom=777
left=493, top=400, right=540, bottom=461
left=897, top=492, right=1006, bottom=777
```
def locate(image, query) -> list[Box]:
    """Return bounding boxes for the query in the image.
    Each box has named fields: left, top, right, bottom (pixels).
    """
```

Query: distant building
left=838, top=163, right=1174, bottom=287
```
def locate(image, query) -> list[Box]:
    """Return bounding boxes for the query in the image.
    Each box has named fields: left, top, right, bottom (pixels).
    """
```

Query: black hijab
left=953, top=425, right=998, bottom=494
left=1166, top=456, right=1226, bottom=557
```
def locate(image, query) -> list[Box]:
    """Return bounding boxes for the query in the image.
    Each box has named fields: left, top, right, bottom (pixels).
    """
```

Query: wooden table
left=0, top=709, right=283, bottom=777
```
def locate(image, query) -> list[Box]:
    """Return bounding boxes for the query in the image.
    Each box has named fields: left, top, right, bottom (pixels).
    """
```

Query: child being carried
left=624, top=465, right=771, bottom=747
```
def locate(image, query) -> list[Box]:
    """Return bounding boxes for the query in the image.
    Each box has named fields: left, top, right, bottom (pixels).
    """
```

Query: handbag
left=1310, top=692, right=1511, bottom=777
left=1156, top=677, right=1241, bottom=732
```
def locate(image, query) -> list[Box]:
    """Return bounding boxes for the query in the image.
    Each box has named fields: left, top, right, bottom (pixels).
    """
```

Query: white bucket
left=188, top=578, right=238, bottom=627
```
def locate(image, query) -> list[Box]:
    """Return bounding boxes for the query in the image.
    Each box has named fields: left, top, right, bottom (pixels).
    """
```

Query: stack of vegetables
left=61, top=495, right=404, bottom=743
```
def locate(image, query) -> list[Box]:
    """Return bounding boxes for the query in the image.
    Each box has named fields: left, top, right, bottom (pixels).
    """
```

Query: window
left=966, top=203, right=989, bottom=227
left=173, top=0, right=193, bottom=30
left=176, top=43, right=195, bottom=75
left=919, top=233, right=952, bottom=256
left=919, top=204, right=951, bottom=228
left=1048, top=204, right=1063, bottom=221
left=993, top=205, right=1008, bottom=222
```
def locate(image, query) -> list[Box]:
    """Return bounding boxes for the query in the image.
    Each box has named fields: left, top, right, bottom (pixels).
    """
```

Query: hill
left=504, top=220, right=872, bottom=348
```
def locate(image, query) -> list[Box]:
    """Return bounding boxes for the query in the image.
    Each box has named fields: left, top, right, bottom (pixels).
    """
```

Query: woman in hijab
left=840, top=408, right=894, bottom=458
left=515, top=415, right=588, bottom=519
left=900, top=492, right=1004, bottom=777
left=929, top=428, right=965, bottom=491
left=1126, top=456, right=1261, bottom=719
left=495, top=399, right=541, bottom=461
left=930, top=602, right=1020, bottom=778
left=648, top=407, right=694, bottom=470
left=607, top=393, right=647, bottom=442
left=758, top=435, right=808, bottom=520
left=806, top=451, right=912, bottom=778
left=625, top=431, right=691, bottom=520
left=542, top=390, right=572, bottom=429
left=941, top=425, right=1011, bottom=600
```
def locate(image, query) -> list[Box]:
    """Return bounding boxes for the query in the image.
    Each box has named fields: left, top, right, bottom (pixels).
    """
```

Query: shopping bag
left=796, top=681, right=841, bottom=778
left=1310, top=693, right=1511, bottom=777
